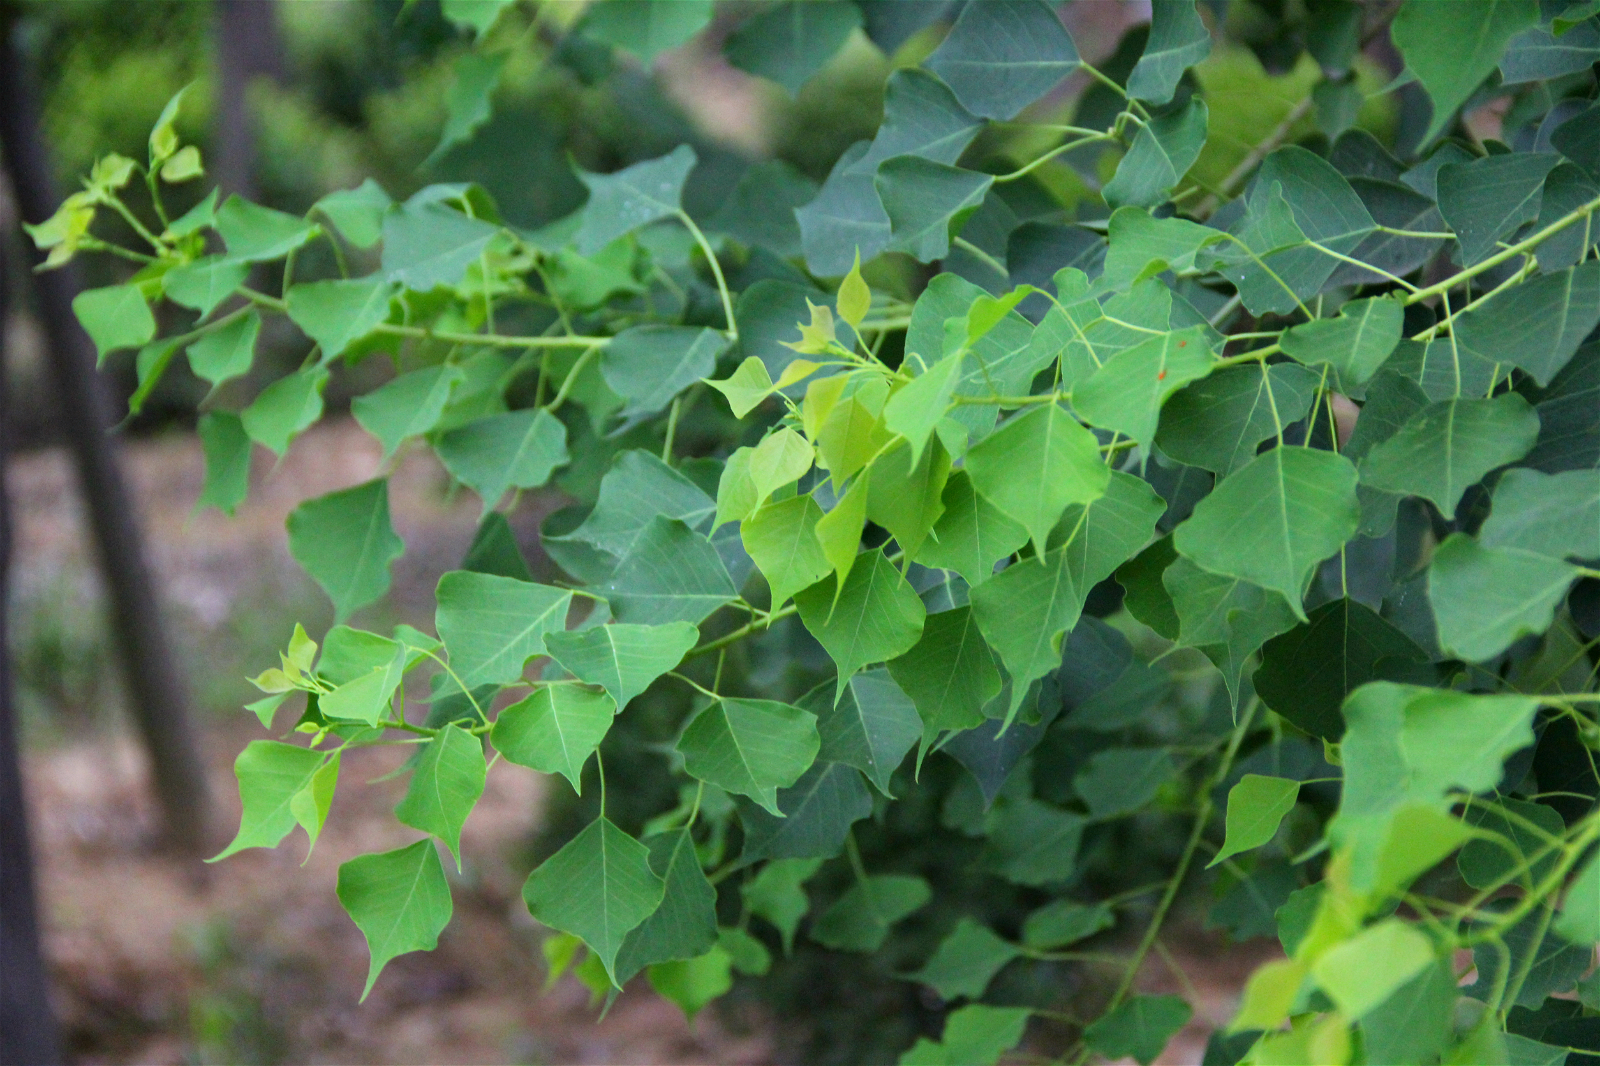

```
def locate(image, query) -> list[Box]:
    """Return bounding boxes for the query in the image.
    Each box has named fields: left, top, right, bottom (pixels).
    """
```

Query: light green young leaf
left=435, top=570, right=573, bottom=687
left=614, top=828, right=719, bottom=984
left=648, top=948, right=733, bottom=1022
left=1428, top=534, right=1579, bottom=661
left=490, top=684, right=616, bottom=793
left=288, top=751, right=339, bottom=859
left=923, top=0, right=1080, bottom=120
left=963, top=404, right=1110, bottom=555
left=913, top=918, right=1021, bottom=1000
left=708, top=356, right=776, bottom=419
left=242, top=367, right=329, bottom=456
left=811, top=875, right=930, bottom=952
left=1480, top=468, right=1600, bottom=561
left=715, top=447, right=760, bottom=529
left=314, top=179, right=392, bottom=249
left=337, top=840, right=454, bottom=1000
left=876, top=158, right=993, bottom=263
left=1072, top=326, right=1215, bottom=452
left=601, top=325, right=728, bottom=417
left=1360, top=394, right=1540, bottom=514
left=72, top=284, right=155, bottom=364
left=723, top=0, right=861, bottom=95
left=164, top=256, right=248, bottom=318
left=884, top=349, right=965, bottom=466
left=543, top=621, right=698, bottom=710
left=287, top=478, right=404, bottom=621
left=814, top=472, right=869, bottom=590
left=1312, top=919, right=1435, bottom=1019
left=794, top=549, right=927, bottom=699
left=215, top=195, right=319, bottom=263
left=1209, top=775, right=1300, bottom=868
left=1156, top=362, right=1319, bottom=475
left=677, top=697, right=821, bottom=815
left=148, top=84, right=190, bottom=164
left=900, top=1004, right=1032, bottom=1066
left=1393, top=0, right=1540, bottom=143
left=747, top=428, right=815, bottom=507
left=742, top=495, right=832, bottom=608
left=196, top=411, right=252, bottom=516
left=575, top=145, right=697, bottom=256
left=1554, top=855, right=1600, bottom=944
left=352, top=364, right=465, bottom=459
left=595, top=516, right=737, bottom=626
left=743, top=858, right=821, bottom=955
left=1083, top=995, right=1192, bottom=1066
left=1126, top=0, right=1212, bottom=105
left=887, top=607, right=999, bottom=739
left=395, top=723, right=487, bottom=866
left=285, top=277, right=395, bottom=360
left=1173, top=446, right=1360, bottom=620
left=865, top=436, right=950, bottom=559
left=1279, top=295, right=1404, bottom=390
left=320, top=645, right=406, bottom=725
left=436, top=408, right=569, bottom=514
left=187, top=311, right=260, bottom=387
left=317, top=626, right=399, bottom=684
left=212, top=740, right=327, bottom=861
left=579, top=0, right=711, bottom=62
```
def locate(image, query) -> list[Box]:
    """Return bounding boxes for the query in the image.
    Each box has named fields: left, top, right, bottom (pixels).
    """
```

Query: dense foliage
left=33, top=0, right=1600, bottom=1062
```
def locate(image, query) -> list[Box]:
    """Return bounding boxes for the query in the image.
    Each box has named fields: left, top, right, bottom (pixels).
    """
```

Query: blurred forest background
left=0, top=1, right=1406, bottom=1063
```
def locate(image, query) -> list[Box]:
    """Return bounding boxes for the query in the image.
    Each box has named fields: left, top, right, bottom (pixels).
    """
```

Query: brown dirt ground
left=8, top=418, right=1272, bottom=1065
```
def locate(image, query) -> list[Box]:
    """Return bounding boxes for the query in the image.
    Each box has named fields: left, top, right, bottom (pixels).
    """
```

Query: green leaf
left=1173, top=446, right=1360, bottom=620
left=1535, top=162, right=1600, bottom=272
left=490, top=684, right=616, bottom=793
left=289, top=751, right=339, bottom=858
left=285, top=277, right=395, bottom=360
left=426, top=50, right=507, bottom=166
left=1436, top=152, right=1560, bottom=266
left=242, top=367, right=329, bottom=456
left=888, top=607, right=999, bottom=740
left=1073, top=326, right=1215, bottom=452
left=1021, top=901, right=1115, bottom=950
left=807, top=668, right=922, bottom=795
left=441, top=0, right=513, bottom=35
left=314, top=179, right=392, bottom=249
left=923, top=0, right=1080, bottom=120
left=1115, top=537, right=1181, bottom=641
left=1454, top=260, right=1600, bottom=387
left=1101, top=207, right=1226, bottom=290
left=815, top=473, right=869, bottom=590
left=1156, top=362, right=1319, bottom=475
left=522, top=817, right=665, bottom=983
left=543, top=621, right=698, bottom=710
left=1164, top=555, right=1299, bottom=702
left=983, top=797, right=1086, bottom=884
left=574, top=145, right=696, bottom=256
left=912, top=919, right=1021, bottom=1000
left=352, top=364, right=464, bottom=459
left=865, top=437, right=950, bottom=559
left=337, top=840, right=453, bottom=1000
left=1480, top=467, right=1600, bottom=561
left=187, top=311, right=260, bottom=387
left=462, top=510, right=532, bottom=582
left=595, top=516, right=737, bottom=626
left=677, top=697, right=820, bottom=815
left=1075, top=748, right=1175, bottom=819
left=1279, top=295, right=1404, bottom=391
left=1554, top=854, right=1600, bottom=944
left=614, top=829, right=719, bottom=984
left=876, top=158, right=993, bottom=263
left=743, top=858, right=820, bottom=955
left=1127, top=0, right=1212, bottom=105
left=913, top=470, right=1029, bottom=588
left=648, top=948, right=732, bottom=1022
left=215, top=195, right=318, bottom=262
left=287, top=479, right=404, bottom=621
left=1501, top=20, right=1600, bottom=81
left=1312, top=919, right=1435, bottom=1019
left=1102, top=98, right=1208, bottom=209
left=601, top=325, right=728, bottom=417
left=1254, top=598, right=1429, bottom=740
left=381, top=200, right=500, bottom=291
left=579, top=0, right=711, bottom=61
left=737, top=761, right=872, bottom=861
left=1393, top=0, right=1540, bottom=143
left=811, top=875, right=930, bottom=952
left=556, top=449, right=716, bottom=561
left=743, top=495, right=833, bottom=609
left=723, top=0, right=861, bottom=94
left=900, top=1005, right=1032, bottom=1066
left=1360, top=393, right=1540, bottom=514
left=164, top=255, right=248, bottom=318
left=212, top=740, right=327, bottom=861
left=320, top=646, right=406, bottom=725
left=708, top=356, right=778, bottom=419
left=318, top=626, right=400, bottom=684
left=1358, top=962, right=1459, bottom=1066
left=196, top=411, right=252, bottom=515
left=795, top=549, right=927, bottom=698
left=435, top=570, right=573, bottom=687
left=1084, top=995, right=1192, bottom=1066
left=72, top=284, right=155, bottom=363
left=436, top=408, right=569, bottom=514
left=395, top=723, right=486, bottom=866
left=1458, top=797, right=1565, bottom=890
left=1428, top=534, right=1578, bottom=661
left=963, top=404, right=1109, bottom=555
left=1209, top=775, right=1300, bottom=868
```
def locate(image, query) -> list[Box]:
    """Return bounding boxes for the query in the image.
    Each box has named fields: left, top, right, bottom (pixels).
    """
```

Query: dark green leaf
left=595, top=516, right=737, bottom=626
left=1084, top=995, right=1192, bottom=1066
left=876, top=158, right=993, bottom=263
left=1101, top=207, right=1225, bottom=290
left=900, top=1004, right=1032, bottom=1066
left=1127, top=0, right=1212, bottom=105
left=913, top=471, right=1029, bottom=588
left=1163, top=555, right=1300, bottom=703
left=888, top=607, right=999, bottom=739
left=579, top=0, right=711, bottom=62
left=1454, top=259, right=1600, bottom=387
left=1279, top=295, right=1404, bottom=391
left=1156, top=362, right=1318, bottom=475
left=560, top=450, right=716, bottom=561
left=1358, top=962, right=1459, bottom=1066
left=1021, top=900, right=1115, bottom=950
left=575, top=145, right=696, bottom=256
left=1480, top=467, right=1600, bottom=561
left=601, top=325, right=728, bottom=417
left=1501, top=19, right=1600, bottom=81
left=436, top=408, right=569, bottom=513
left=287, top=479, right=404, bottom=621
left=742, top=858, right=820, bottom=955
left=613, top=829, right=719, bottom=985
left=434, top=570, right=573, bottom=686
left=1428, top=534, right=1578, bottom=661
left=811, top=875, right=930, bottom=952
left=1210, top=775, right=1299, bottom=867
left=1437, top=152, right=1561, bottom=265
left=1458, top=797, right=1565, bottom=890
left=707, top=161, right=817, bottom=257
left=1103, top=98, right=1208, bottom=209
left=723, top=0, right=861, bottom=94
left=1392, top=0, right=1539, bottom=143
left=337, top=840, right=453, bottom=1000
left=983, top=797, right=1085, bottom=884
left=1533, top=162, right=1600, bottom=272
left=426, top=51, right=507, bottom=165
left=1075, top=748, right=1174, bottom=819
left=924, top=0, right=1079, bottom=120
left=913, top=918, right=1022, bottom=1000
left=805, top=668, right=922, bottom=795
left=737, top=761, right=872, bottom=862
left=1359, top=393, right=1540, bottom=514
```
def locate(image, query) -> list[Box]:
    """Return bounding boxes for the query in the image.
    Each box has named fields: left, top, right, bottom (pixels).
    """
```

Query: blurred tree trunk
left=0, top=230, right=61, bottom=1066
left=0, top=8, right=213, bottom=854
left=213, top=0, right=284, bottom=200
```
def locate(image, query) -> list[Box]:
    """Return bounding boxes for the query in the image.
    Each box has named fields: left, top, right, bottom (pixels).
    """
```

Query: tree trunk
left=0, top=10, right=212, bottom=854
left=213, top=0, right=284, bottom=200
left=0, top=222, right=62, bottom=1066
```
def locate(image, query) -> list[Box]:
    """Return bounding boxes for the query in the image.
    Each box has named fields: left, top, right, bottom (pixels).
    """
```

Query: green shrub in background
left=32, top=1, right=1600, bottom=1063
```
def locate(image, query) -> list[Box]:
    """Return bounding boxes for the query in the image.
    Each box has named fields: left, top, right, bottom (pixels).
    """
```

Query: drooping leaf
left=352, top=364, right=465, bottom=459
left=595, top=516, right=737, bottom=626
left=575, top=145, right=696, bottom=256
left=426, top=50, right=507, bottom=165
left=913, top=470, right=1029, bottom=588
left=1163, top=555, right=1300, bottom=703
left=242, top=367, right=329, bottom=456
left=521, top=817, right=665, bottom=983
left=601, top=325, right=728, bottom=417
left=923, top=0, right=1080, bottom=120
left=1072, top=326, right=1215, bottom=453
left=865, top=437, right=951, bottom=559
left=381, top=200, right=500, bottom=291
left=888, top=607, right=999, bottom=739
left=337, top=840, right=454, bottom=1000
left=805, top=668, right=922, bottom=795
left=743, top=858, right=820, bottom=955
left=913, top=919, right=1022, bottom=1000
left=1454, top=260, right=1600, bottom=387
left=196, top=411, right=252, bottom=515
left=1427, top=534, right=1579, bottom=661
left=1392, top=0, right=1539, bottom=143
left=1084, top=995, right=1193, bottom=1066
left=542, top=621, right=698, bottom=710
left=187, top=311, right=260, bottom=388
left=677, top=697, right=821, bottom=815
left=723, top=0, right=862, bottom=94
left=614, top=829, right=719, bottom=985
left=1155, top=362, right=1318, bottom=475
left=1436, top=151, right=1561, bottom=266
left=434, top=570, right=573, bottom=687
left=811, top=875, right=931, bottom=952
left=395, top=723, right=487, bottom=866
left=435, top=408, right=569, bottom=514
left=794, top=550, right=928, bottom=698
left=1209, top=775, right=1300, bottom=868
left=490, top=684, right=617, bottom=793
left=737, top=760, right=873, bottom=862
left=212, top=741, right=328, bottom=861
left=1359, top=393, right=1540, bottom=514
left=742, top=495, right=833, bottom=609
left=72, top=284, right=156, bottom=363
left=1102, top=98, right=1208, bottom=210
left=963, top=404, right=1110, bottom=555
left=287, top=479, right=404, bottom=621
left=1126, top=0, right=1212, bottom=105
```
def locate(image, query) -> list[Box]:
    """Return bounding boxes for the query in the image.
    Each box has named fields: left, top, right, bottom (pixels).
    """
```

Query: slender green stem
left=684, top=604, right=799, bottom=662
left=662, top=395, right=682, bottom=463
left=994, top=133, right=1114, bottom=184
left=547, top=344, right=603, bottom=409
left=677, top=209, right=738, bottom=341
left=1406, top=194, right=1600, bottom=305
left=952, top=236, right=1009, bottom=279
